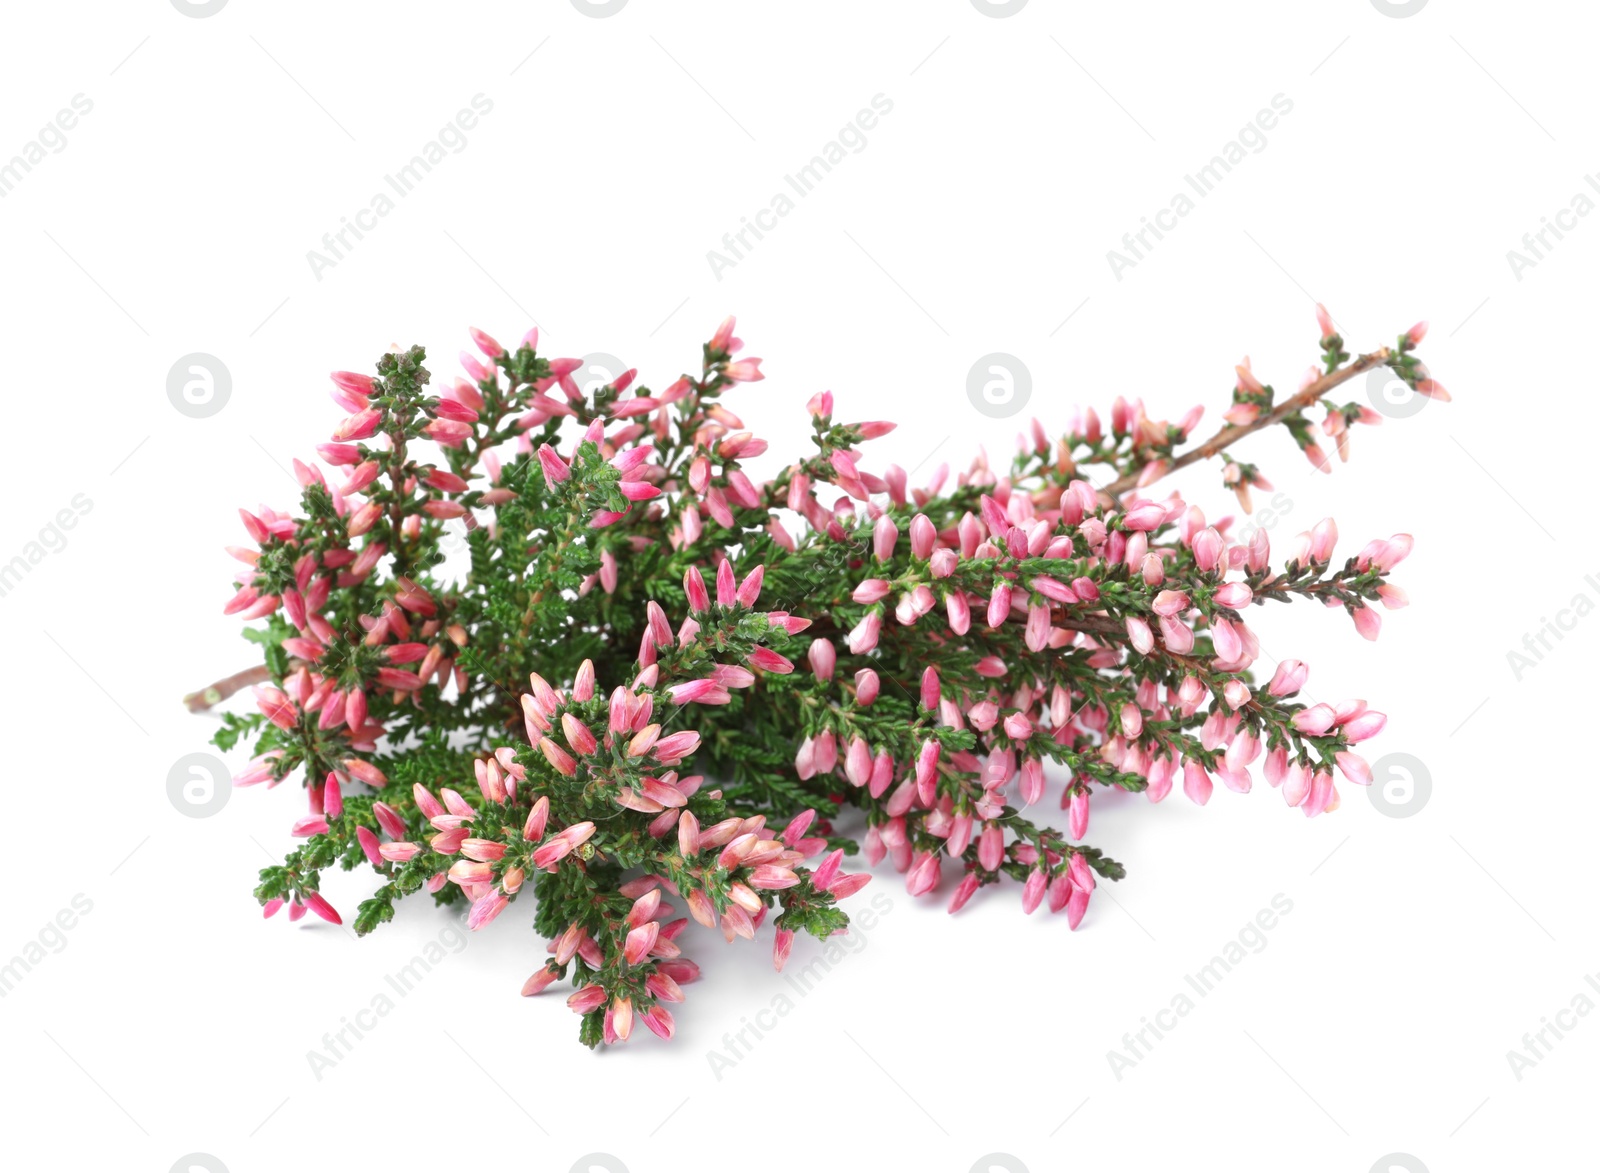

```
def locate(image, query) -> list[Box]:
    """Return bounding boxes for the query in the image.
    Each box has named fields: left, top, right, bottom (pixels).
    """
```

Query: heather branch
left=183, top=663, right=275, bottom=712
left=1100, top=347, right=1394, bottom=496
left=201, top=309, right=1432, bottom=1047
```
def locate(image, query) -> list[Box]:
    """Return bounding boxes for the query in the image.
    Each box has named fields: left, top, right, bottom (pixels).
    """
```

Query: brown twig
left=1102, top=347, right=1393, bottom=496
left=182, top=663, right=275, bottom=712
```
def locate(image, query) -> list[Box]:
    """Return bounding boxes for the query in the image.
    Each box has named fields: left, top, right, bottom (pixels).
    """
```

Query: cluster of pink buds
left=201, top=304, right=1439, bottom=1047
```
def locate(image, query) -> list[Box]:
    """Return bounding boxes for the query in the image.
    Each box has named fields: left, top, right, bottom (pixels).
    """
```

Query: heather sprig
left=196, top=308, right=1442, bottom=1047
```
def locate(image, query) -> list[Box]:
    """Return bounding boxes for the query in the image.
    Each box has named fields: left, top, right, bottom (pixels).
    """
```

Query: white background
left=0, top=2, right=1589, bottom=1170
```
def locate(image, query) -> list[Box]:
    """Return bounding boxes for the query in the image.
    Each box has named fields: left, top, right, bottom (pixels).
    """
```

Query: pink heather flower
left=1377, top=583, right=1409, bottom=610
left=1210, top=617, right=1242, bottom=662
left=1336, top=752, right=1372, bottom=785
left=852, top=578, right=891, bottom=604
left=1342, top=710, right=1387, bottom=741
left=331, top=404, right=380, bottom=438
left=986, top=583, right=1013, bottom=629
left=714, top=560, right=737, bottom=607
left=1021, top=870, right=1047, bottom=914
left=944, top=591, right=971, bottom=636
left=1267, top=659, right=1309, bottom=697
left=1158, top=617, right=1196, bottom=652
left=725, top=358, right=764, bottom=382
left=302, top=892, right=342, bottom=925
left=1235, top=361, right=1264, bottom=394
left=1024, top=604, right=1051, bottom=652
left=539, top=737, right=579, bottom=777
left=747, top=646, right=794, bottom=674
left=1152, top=590, right=1189, bottom=617
left=1068, top=789, right=1089, bottom=839
left=521, top=796, right=550, bottom=842
left=1356, top=534, right=1414, bottom=572
left=736, top=565, right=765, bottom=607
left=1123, top=503, right=1166, bottom=531
left=807, top=638, right=837, bottom=681
left=1065, top=884, right=1091, bottom=930
left=1191, top=527, right=1224, bottom=573
left=522, top=966, right=560, bottom=997
left=254, top=685, right=299, bottom=730
left=1310, top=517, right=1338, bottom=563
left=537, top=444, right=570, bottom=486
left=873, top=514, right=898, bottom=562
left=424, top=418, right=472, bottom=445
left=1215, top=582, right=1252, bottom=608
left=1183, top=760, right=1213, bottom=806
left=1279, top=763, right=1309, bottom=807
left=906, top=852, right=940, bottom=896
left=1315, top=303, right=1336, bottom=341
left=1292, top=704, right=1336, bottom=736
left=330, top=369, right=375, bottom=397
left=356, top=826, right=384, bottom=867
left=653, top=730, right=701, bottom=763
left=683, top=567, right=709, bottom=612
left=469, top=326, right=504, bottom=357
left=845, top=610, right=882, bottom=655
left=946, top=872, right=979, bottom=914
left=1020, top=758, right=1045, bottom=806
